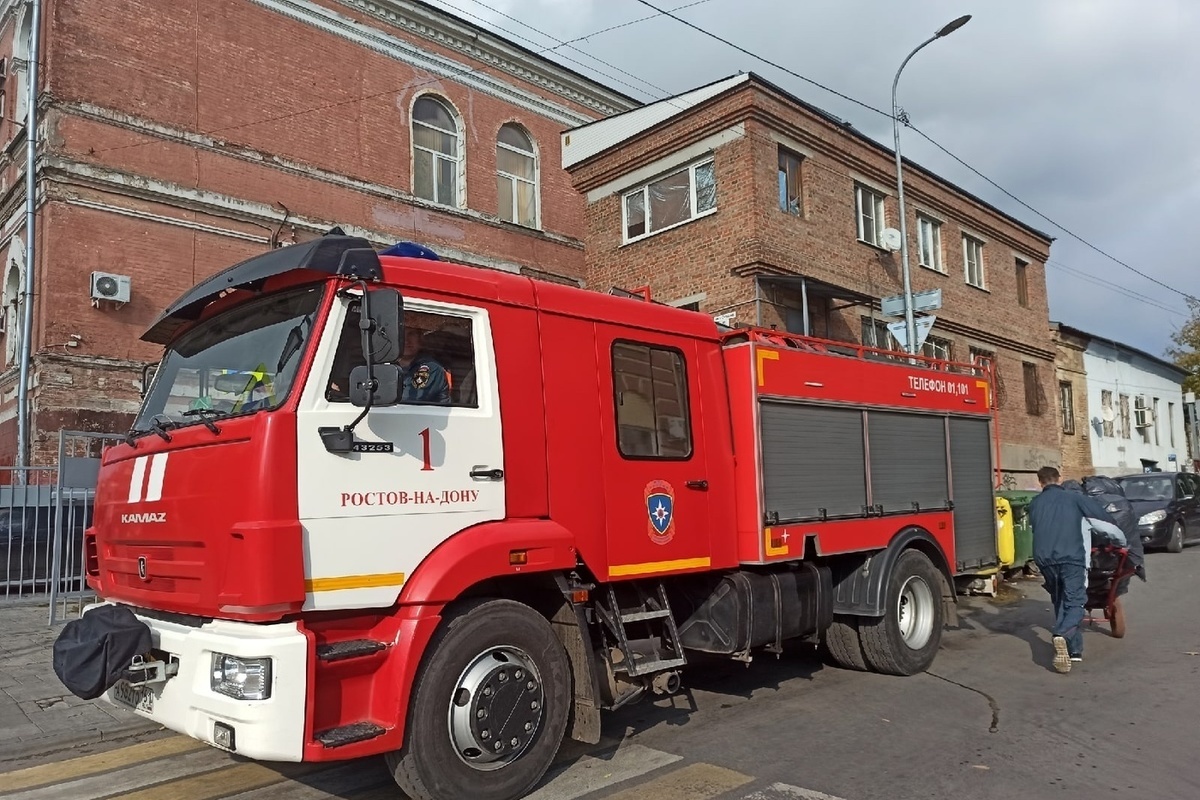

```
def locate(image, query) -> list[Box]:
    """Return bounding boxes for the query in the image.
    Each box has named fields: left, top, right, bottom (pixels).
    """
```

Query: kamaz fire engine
left=54, top=231, right=1000, bottom=800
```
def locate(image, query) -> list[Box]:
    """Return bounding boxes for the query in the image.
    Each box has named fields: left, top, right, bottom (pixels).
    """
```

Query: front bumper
left=85, top=601, right=308, bottom=761
left=1137, top=520, right=1171, bottom=548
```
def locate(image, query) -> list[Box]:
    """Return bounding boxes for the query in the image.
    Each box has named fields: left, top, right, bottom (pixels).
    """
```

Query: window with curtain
left=496, top=123, right=538, bottom=227
left=412, top=96, right=462, bottom=207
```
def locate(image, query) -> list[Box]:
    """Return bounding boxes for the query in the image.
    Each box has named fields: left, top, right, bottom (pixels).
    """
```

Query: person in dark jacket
left=1029, top=466, right=1120, bottom=673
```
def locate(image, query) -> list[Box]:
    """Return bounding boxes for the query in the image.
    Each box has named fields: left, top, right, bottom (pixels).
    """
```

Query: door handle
left=685, top=480, right=709, bottom=490
left=470, top=467, right=505, bottom=481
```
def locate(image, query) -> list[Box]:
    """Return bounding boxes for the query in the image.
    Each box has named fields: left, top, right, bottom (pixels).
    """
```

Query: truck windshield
left=132, top=284, right=325, bottom=435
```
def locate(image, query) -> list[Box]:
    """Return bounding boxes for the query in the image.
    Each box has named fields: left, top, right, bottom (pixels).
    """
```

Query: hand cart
left=1083, top=544, right=1136, bottom=639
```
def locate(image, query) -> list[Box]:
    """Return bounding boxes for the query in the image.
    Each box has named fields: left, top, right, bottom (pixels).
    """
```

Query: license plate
left=112, top=680, right=155, bottom=714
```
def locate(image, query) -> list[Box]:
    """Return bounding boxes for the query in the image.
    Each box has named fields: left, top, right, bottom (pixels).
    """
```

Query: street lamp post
left=892, top=14, right=971, bottom=354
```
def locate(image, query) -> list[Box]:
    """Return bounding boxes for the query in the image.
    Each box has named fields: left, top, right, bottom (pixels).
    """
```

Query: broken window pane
left=649, top=169, right=692, bottom=232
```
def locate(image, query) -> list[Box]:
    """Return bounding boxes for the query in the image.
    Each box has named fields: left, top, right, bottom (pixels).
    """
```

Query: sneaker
left=1052, top=636, right=1072, bottom=673
left=1070, top=655, right=1083, bottom=663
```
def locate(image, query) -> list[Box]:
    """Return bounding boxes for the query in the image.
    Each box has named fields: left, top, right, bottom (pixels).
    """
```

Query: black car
left=1116, top=472, right=1200, bottom=553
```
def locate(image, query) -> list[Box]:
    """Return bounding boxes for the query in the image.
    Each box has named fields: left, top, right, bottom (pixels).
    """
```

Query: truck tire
left=820, top=615, right=868, bottom=671
left=857, top=549, right=943, bottom=676
left=386, top=598, right=571, bottom=800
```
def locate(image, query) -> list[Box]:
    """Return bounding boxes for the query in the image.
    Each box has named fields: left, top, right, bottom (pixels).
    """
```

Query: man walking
left=1028, top=466, right=1119, bottom=673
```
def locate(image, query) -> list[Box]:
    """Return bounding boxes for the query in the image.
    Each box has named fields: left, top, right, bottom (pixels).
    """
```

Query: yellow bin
left=994, top=496, right=1016, bottom=567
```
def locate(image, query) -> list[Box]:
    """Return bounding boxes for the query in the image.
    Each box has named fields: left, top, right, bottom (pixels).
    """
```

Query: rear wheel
left=858, top=549, right=944, bottom=676
left=386, top=599, right=571, bottom=800
left=820, top=615, right=868, bottom=671
left=1167, top=521, right=1185, bottom=553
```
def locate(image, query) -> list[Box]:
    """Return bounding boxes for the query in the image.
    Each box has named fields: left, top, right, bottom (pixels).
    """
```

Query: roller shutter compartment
left=760, top=402, right=866, bottom=523
left=948, top=416, right=998, bottom=571
left=866, top=411, right=950, bottom=514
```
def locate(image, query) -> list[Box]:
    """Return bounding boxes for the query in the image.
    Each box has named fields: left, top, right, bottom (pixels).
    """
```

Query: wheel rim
left=447, top=645, right=545, bottom=771
left=896, top=575, right=935, bottom=650
left=1173, top=523, right=1183, bottom=545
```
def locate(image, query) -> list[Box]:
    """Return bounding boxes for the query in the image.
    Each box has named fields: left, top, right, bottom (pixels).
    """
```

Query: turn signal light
left=509, top=550, right=528, bottom=566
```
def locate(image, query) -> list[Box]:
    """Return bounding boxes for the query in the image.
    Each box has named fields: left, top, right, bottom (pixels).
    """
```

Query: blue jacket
left=1029, top=484, right=1115, bottom=566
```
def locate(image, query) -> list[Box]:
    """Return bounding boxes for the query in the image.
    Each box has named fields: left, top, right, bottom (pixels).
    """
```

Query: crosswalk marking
left=5, top=748, right=235, bottom=800
left=602, top=762, right=754, bottom=800
left=107, top=762, right=300, bottom=800
left=0, top=735, right=205, bottom=793
left=744, top=783, right=849, bottom=800
left=526, top=742, right=683, bottom=800
left=0, top=732, right=850, bottom=800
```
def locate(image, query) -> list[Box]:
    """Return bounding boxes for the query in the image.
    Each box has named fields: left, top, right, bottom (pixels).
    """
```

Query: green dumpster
left=998, top=489, right=1037, bottom=569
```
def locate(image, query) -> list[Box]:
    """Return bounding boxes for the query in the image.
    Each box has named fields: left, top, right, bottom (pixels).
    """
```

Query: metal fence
left=0, top=430, right=124, bottom=623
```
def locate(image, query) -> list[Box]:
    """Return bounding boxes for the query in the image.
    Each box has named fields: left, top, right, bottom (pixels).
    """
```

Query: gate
left=0, top=430, right=122, bottom=623
left=48, top=431, right=124, bottom=623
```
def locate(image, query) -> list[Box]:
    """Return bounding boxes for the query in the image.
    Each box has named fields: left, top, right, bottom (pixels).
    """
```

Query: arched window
left=411, top=95, right=463, bottom=208
left=3, top=237, right=25, bottom=367
left=496, top=123, right=538, bottom=228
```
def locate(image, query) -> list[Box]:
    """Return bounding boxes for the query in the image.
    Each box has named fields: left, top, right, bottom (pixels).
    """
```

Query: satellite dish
left=881, top=228, right=902, bottom=252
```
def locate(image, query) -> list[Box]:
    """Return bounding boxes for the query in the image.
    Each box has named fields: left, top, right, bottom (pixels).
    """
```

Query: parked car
left=1115, top=472, right=1200, bottom=553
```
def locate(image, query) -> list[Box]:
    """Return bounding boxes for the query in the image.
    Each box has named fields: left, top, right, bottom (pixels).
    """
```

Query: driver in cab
left=326, top=310, right=451, bottom=406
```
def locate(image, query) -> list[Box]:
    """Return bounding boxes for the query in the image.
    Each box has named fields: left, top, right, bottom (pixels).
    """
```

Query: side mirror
left=366, top=288, right=403, bottom=364
left=350, top=364, right=400, bottom=408
left=140, top=363, right=158, bottom=399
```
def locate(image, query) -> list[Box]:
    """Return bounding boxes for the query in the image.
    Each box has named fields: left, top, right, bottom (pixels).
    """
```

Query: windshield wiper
left=182, top=408, right=228, bottom=434
left=147, top=415, right=178, bottom=442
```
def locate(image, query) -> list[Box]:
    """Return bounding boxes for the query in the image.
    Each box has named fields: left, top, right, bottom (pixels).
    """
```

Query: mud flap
left=53, top=604, right=152, bottom=700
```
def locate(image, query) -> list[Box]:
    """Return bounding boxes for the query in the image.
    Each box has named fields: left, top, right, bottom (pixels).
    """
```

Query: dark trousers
left=1040, top=561, right=1086, bottom=656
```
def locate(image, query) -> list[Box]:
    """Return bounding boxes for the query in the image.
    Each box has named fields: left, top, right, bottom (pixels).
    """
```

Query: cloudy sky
left=425, top=0, right=1197, bottom=361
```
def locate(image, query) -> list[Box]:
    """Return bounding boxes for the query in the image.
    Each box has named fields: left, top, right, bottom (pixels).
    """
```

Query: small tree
left=1168, top=297, right=1200, bottom=395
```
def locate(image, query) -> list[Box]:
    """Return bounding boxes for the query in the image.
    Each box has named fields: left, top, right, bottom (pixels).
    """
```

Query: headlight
left=1138, top=510, right=1167, bottom=526
left=210, top=653, right=272, bottom=700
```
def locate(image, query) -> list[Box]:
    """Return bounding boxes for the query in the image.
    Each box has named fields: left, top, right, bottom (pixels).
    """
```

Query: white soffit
left=561, top=74, right=749, bottom=169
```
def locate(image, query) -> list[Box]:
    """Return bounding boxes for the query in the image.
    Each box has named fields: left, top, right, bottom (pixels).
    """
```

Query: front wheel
left=857, top=549, right=945, bottom=676
left=1167, top=521, right=1185, bottom=553
left=386, top=599, right=571, bottom=800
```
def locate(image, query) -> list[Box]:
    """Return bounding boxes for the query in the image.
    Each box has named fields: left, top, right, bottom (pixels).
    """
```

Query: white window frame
left=496, top=123, right=540, bottom=229
left=963, top=233, right=986, bottom=289
left=411, top=94, right=465, bottom=209
left=855, top=185, right=886, bottom=247
left=917, top=214, right=944, bottom=273
left=621, top=157, right=717, bottom=244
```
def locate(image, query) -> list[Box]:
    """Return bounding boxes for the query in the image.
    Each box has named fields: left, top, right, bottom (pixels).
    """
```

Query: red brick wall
left=570, top=81, right=1060, bottom=478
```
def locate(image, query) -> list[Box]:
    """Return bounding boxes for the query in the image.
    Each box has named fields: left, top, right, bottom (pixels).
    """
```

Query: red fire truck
left=55, top=231, right=999, bottom=800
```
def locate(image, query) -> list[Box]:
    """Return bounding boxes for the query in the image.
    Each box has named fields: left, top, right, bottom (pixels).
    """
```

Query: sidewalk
left=0, top=603, right=160, bottom=762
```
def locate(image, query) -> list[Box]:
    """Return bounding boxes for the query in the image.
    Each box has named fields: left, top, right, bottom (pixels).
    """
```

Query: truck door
left=294, top=292, right=504, bottom=612
left=598, top=335, right=713, bottom=580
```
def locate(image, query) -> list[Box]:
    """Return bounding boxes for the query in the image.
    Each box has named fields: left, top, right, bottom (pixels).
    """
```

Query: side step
left=315, top=721, right=387, bottom=748
left=316, top=639, right=388, bottom=663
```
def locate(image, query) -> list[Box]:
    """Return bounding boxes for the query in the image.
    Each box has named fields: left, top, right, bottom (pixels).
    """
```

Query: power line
left=630, top=0, right=893, bottom=119
left=630, top=0, right=1197, bottom=308
left=452, top=0, right=677, bottom=100
left=91, top=0, right=716, bottom=156
left=907, top=124, right=1200, bottom=305
left=1046, top=260, right=1186, bottom=317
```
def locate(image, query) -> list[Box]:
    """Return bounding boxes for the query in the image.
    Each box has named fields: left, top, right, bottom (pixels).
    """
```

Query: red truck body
left=63, top=233, right=999, bottom=800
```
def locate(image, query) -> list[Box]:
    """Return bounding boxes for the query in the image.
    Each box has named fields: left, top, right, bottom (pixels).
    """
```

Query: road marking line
left=4, top=748, right=235, bottom=800
left=0, top=735, right=205, bottom=793
left=525, top=742, right=682, bottom=800
left=602, top=762, right=754, bottom=800
left=744, top=782, right=850, bottom=800
left=107, top=762, right=295, bottom=800
left=218, top=761, right=392, bottom=800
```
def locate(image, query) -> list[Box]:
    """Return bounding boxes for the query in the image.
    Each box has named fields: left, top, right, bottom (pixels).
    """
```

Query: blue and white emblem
left=644, top=480, right=676, bottom=545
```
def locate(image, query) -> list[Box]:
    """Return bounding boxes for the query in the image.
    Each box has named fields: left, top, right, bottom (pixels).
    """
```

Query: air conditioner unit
left=1134, top=398, right=1151, bottom=429
left=90, top=272, right=131, bottom=303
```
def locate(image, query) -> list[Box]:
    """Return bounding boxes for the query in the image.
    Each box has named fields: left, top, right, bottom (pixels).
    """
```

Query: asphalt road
left=3, top=546, right=1198, bottom=800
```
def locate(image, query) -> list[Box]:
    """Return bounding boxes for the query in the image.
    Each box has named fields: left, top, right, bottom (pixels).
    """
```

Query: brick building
left=563, top=73, right=1060, bottom=489
left=1052, top=322, right=1094, bottom=479
left=0, top=0, right=636, bottom=463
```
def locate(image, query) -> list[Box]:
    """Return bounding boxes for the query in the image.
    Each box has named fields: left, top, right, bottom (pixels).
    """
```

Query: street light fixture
left=891, top=14, right=971, bottom=354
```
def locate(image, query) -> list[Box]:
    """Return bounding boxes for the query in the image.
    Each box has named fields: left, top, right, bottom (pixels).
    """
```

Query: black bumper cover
left=53, top=604, right=153, bottom=700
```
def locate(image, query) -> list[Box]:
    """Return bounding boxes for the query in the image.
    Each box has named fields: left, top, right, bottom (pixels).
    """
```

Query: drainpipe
left=16, top=0, right=42, bottom=469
